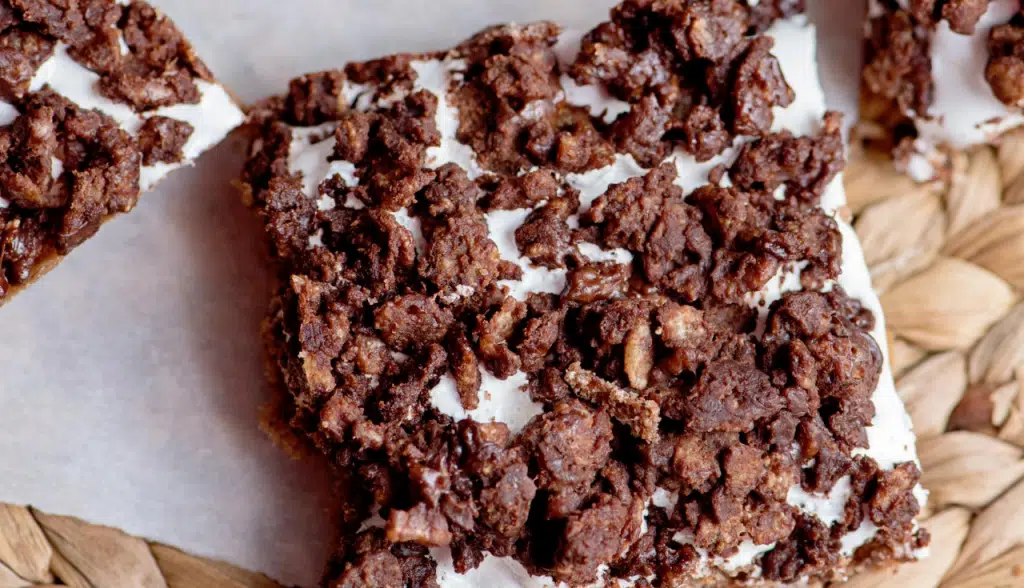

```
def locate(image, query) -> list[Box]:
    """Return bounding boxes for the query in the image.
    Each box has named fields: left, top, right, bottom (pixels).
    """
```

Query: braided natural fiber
left=4, top=132, right=1024, bottom=587
left=0, top=504, right=282, bottom=587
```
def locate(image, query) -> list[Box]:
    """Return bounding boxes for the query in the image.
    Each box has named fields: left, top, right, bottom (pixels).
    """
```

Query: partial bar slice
left=863, top=0, right=1024, bottom=181
left=244, top=1, right=927, bottom=585
left=0, top=0, right=244, bottom=302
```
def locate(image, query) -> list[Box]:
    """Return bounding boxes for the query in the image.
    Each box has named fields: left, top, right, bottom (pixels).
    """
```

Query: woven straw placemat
left=0, top=505, right=283, bottom=587
left=3, top=135, right=1024, bottom=587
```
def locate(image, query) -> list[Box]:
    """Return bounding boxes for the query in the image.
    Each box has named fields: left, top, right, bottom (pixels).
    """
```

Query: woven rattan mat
left=4, top=135, right=1024, bottom=587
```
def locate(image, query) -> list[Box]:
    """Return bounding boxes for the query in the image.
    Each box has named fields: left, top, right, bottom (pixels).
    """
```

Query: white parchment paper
left=0, top=1, right=865, bottom=585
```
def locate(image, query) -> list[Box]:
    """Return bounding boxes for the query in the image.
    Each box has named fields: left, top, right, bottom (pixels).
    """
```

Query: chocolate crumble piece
left=566, top=261, right=632, bottom=304
left=447, top=330, right=481, bottom=411
left=374, top=294, right=454, bottom=353
left=286, top=71, right=350, bottom=126
left=730, top=36, right=795, bottom=136
left=136, top=116, right=193, bottom=165
left=571, top=0, right=795, bottom=161
left=762, top=289, right=883, bottom=456
left=680, top=104, right=729, bottom=163
left=565, top=362, right=660, bottom=442
left=331, top=528, right=438, bottom=588
left=0, top=27, right=54, bottom=99
left=682, top=359, right=784, bottom=434
left=519, top=399, right=614, bottom=517
left=387, top=503, right=453, bottom=547
left=554, top=493, right=642, bottom=584
left=987, top=11, right=1024, bottom=106
left=729, top=111, right=846, bottom=202
left=515, top=203, right=572, bottom=269
left=2, top=90, right=142, bottom=253
left=419, top=199, right=506, bottom=294
left=97, top=1, right=210, bottom=110
left=862, top=8, right=933, bottom=121
left=585, top=162, right=677, bottom=252
left=905, top=0, right=988, bottom=34
left=642, top=198, right=713, bottom=302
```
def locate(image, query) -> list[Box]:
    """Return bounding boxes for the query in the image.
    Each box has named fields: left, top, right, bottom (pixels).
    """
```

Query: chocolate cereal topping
left=987, top=10, right=1024, bottom=107
left=244, top=1, right=925, bottom=586
left=0, top=0, right=239, bottom=302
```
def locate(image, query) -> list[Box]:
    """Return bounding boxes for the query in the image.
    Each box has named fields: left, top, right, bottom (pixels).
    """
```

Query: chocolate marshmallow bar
left=0, top=0, right=244, bottom=301
left=243, top=1, right=927, bottom=585
left=863, top=0, right=1024, bottom=180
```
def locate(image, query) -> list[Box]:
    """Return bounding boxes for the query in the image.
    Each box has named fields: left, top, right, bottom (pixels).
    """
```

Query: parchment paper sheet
left=0, top=1, right=865, bottom=585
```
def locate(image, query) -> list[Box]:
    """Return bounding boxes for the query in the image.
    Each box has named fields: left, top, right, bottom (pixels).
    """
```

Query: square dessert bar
left=243, top=0, right=927, bottom=585
left=0, top=0, right=244, bottom=301
left=863, top=0, right=1024, bottom=180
